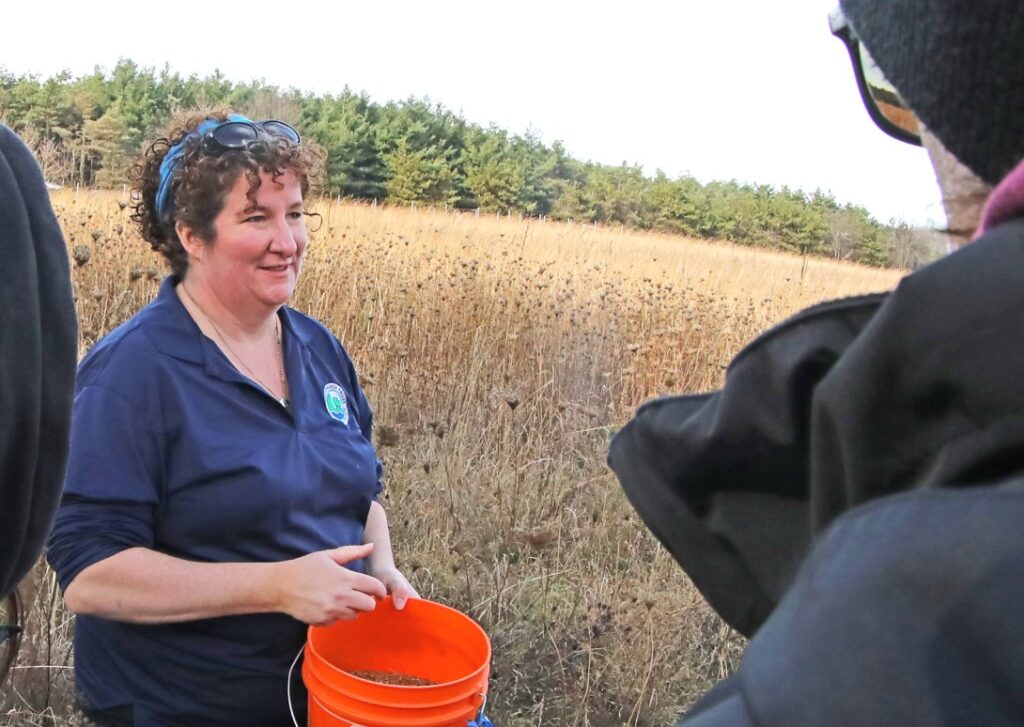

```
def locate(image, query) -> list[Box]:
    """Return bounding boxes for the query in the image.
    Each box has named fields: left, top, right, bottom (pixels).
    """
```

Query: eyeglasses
left=155, top=116, right=301, bottom=221
left=829, top=7, right=922, bottom=146
left=0, top=591, right=22, bottom=687
left=200, top=119, right=301, bottom=155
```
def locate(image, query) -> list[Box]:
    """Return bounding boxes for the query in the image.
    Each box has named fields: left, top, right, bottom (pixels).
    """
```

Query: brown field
left=3, top=190, right=902, bottom=726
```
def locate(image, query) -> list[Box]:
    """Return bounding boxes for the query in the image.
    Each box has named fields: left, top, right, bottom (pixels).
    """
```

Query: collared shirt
left=48, top=276, right=381, bottom=726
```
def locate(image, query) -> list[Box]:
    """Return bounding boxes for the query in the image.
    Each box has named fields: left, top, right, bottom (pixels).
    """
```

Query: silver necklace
left=181, top=284, right=290, bottom=409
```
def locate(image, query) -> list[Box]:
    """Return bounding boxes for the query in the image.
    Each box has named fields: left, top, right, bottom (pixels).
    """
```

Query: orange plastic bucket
left=303, top=596, right=491, bottom=727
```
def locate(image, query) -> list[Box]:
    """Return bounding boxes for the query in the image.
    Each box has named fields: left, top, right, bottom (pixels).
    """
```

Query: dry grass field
left=3, top=190, right=903, bottom=726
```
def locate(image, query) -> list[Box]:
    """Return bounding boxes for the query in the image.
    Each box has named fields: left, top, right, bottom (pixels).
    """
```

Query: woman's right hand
left=271, top=543, right=387, bottom=626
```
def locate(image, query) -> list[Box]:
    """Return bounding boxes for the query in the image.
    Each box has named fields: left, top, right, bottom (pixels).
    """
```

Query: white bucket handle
left=288, top=643, right=304, bottom=727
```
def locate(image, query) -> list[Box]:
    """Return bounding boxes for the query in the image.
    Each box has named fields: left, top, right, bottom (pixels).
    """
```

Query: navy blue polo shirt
left=48, top=277, right=382, bottom=726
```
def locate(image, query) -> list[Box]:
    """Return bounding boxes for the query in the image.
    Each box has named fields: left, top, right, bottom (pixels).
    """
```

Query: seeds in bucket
left=347, top=670, right=437, bottom=687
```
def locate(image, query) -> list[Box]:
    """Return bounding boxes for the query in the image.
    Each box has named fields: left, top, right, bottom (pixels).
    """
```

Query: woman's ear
left=176, top=224, right=206, bottom=262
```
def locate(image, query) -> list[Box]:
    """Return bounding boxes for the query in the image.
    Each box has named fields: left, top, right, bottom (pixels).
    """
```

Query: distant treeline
left=1, top=60, right=940, bottom=267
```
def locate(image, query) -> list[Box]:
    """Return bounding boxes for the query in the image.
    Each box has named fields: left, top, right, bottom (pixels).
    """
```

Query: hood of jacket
left=0, top=125, right=77, bottom=598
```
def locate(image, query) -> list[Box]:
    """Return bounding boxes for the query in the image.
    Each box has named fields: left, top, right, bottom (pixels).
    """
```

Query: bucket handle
left=287, top=644, right=304, bottom=727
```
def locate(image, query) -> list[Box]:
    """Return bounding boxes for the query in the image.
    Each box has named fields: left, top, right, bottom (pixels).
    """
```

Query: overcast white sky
left=4, top=0, right=945, bottom=226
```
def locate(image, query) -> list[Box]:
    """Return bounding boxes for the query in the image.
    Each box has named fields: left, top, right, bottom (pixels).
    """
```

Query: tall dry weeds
left=2, top=191, right=902, bottom=726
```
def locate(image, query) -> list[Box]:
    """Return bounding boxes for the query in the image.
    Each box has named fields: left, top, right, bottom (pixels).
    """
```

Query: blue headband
left=154, top=113, right=252, bottom=223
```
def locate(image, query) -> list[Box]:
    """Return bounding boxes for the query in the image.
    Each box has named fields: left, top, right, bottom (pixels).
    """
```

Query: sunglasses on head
left=155, top=116, right=301, bottom=221
left=200, top=119, right=301, bottom=155
left=830, top=7, right=922, bottom=146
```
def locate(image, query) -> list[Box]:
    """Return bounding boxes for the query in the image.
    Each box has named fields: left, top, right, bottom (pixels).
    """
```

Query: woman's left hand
left=372, top=566, right=420, bottom=610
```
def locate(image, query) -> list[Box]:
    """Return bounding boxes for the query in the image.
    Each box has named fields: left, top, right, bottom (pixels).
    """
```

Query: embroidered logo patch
left=323, top=383, right=349, bottom=424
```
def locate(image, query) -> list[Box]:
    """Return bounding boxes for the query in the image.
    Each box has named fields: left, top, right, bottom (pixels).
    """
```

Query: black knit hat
left=840, top=0, right=1024, bottom=185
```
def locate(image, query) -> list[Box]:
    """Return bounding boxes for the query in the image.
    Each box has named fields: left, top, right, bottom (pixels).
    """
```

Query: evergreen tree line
left=0, top=60, right=941, bottom=267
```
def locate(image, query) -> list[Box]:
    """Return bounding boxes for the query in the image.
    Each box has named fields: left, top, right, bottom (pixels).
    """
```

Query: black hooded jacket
left=0, top=126, right=77, bottom=598
left=609, top=218, right=1024, bottom=725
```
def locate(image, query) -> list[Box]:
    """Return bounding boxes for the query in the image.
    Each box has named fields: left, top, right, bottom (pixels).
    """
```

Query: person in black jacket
left=608, top=1, right=1024, bottom=725
left=0, top=126, right=77, bottom=683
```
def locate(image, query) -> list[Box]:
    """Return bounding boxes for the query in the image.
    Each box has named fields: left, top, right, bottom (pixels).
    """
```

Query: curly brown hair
left=131, top=112, right=324, bottom=278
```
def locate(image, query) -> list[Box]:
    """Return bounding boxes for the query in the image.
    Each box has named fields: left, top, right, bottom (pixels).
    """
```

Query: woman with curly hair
left=47, top=113, right=417, bottom=726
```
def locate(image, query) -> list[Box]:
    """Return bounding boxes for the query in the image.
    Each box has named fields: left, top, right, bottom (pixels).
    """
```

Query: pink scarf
left=975, top=158, right=1024, bottom=237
